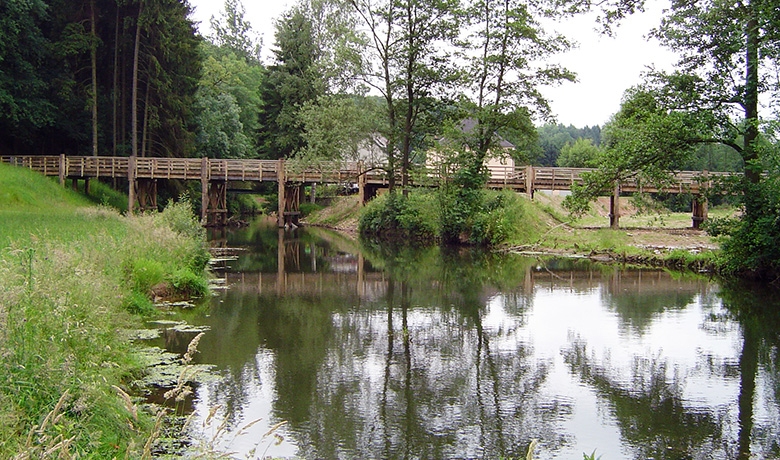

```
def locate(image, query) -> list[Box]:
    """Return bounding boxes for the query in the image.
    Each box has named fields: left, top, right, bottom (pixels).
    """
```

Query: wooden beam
left=692, top=195, right=708, bottom=229
left=609, top=183, right=620, bottom=229
left=277, top=159, right=286, bottom=228
left=200, top=158, right=208, bottom=223
left=127, top=155, right=136, bottom=213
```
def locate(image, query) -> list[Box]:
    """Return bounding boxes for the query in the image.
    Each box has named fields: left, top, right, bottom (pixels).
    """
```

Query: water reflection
left=178, top=220, right=780, bottom=459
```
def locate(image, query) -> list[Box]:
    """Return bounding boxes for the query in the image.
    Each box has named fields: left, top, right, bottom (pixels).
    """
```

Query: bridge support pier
left=692, top=196, right=708, bottom=229
left=201, top=180, right=227, bottom=227
left=609, top=184, right=621, bottom=229
left=276, top=159, right=303, bottom=228
left=278, top=183, right=302, bottom=228
left=136, top=178, right=158, bottom=212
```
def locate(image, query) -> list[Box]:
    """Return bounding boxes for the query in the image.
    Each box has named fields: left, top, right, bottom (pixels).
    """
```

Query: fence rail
left=2, top=155, right=733, bottom=195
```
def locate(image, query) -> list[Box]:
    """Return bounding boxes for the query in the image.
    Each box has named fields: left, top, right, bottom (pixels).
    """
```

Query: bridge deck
left=2, top=155, right=727, bottom=195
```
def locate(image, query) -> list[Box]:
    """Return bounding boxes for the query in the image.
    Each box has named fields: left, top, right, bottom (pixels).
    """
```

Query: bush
left=299, top=201, right=323, bottom=217
left=160, top=197, right=206, bottom=240
left=124, top=290, right=157, bottom=316
left=169, top=267, right=210, bottom=298
left=359, top=191, right=439, bottom=244
left=129, top=258, right=166, bottom=294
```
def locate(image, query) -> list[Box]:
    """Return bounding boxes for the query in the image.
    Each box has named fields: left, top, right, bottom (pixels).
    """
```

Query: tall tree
left=648, top=0, right=778, bottom=209
left=209, top=0, right=261, bottom=63
left=567, top=0, right=780, bottom=276
left=257, top=6, right=324, bottom=159
left=0, top=0, right=63, bottom=153
left=349, top=0, right=459, bottom=190
left=458, top=0, right=575, bottom=181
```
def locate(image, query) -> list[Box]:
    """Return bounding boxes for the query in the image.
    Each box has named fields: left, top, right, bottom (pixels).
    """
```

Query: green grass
left=0, top=163, right=210, bottom=457
left=0, top=163, right=128, bottom=246
left=0, top=163, right=91, bottom=212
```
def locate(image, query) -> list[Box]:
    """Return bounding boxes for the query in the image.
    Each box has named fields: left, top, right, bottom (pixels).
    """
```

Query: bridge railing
left=1, top=155, right=737, bottom=194
left=207, top=159, right=278, bottom=181
left=2, top=155, right=62, bottom=176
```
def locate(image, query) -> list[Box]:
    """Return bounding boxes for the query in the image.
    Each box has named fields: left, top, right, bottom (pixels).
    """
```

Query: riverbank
left=304, top=193, right=723, bottom=271
left=0, top=163, right=210, bottom=457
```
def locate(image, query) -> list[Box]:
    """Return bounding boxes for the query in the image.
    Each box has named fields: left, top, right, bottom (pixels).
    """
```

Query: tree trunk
left=112, top=5, right=119, bottom=156
left=401, top=0, right=414, bottom=191
left=141, top=78, right=151, bottom=157
left=742, top=1, right=761, bottom=219
left=743, top=5, right=759, bottom=176
left=90, top=0, right=98, bottom=156
left=131, top=1, right=143, bottom=158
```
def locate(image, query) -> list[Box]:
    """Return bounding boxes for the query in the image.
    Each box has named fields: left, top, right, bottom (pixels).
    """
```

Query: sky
left=188, top=0, right=677, bottom=128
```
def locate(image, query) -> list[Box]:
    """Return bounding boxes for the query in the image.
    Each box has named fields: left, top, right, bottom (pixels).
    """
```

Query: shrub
left=124, top=290, right=157, bottom=316
left=160, top=197, right=206, bottom=241
left=169, top=268, right=210, bottom=298
left=359, top=191, right=439, bottom=244
left=128, top=258, right=166, bottom=294
left=299, top=201, right=323, bottom=217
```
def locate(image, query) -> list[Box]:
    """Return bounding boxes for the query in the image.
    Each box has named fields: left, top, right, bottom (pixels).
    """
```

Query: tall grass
left=0, top=164, right=211, bottom=457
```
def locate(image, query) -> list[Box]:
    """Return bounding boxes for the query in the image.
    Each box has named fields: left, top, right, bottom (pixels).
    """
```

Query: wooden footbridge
left=2, top=154, right=724, bottom=228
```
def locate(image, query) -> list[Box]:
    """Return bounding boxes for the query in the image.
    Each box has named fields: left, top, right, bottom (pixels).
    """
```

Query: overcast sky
left=188, top=0, right=677, bottom=128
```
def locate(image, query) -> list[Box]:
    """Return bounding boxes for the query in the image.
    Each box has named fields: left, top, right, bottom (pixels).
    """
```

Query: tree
left=132, top=0, right=202, bottom=157
left=0, top=0, right=66, bottom=153
left=348, top=0, right=460, bottom=191
left=295, top=94, right=381, bottom=165
left=563, top=88, right=700, bottom=217
left=566, top=0, right=780, bottom=276
left=556, top=138, right=600, bottom=168
left=536, top=123, right=602, bottom=166
left=209, top=0, right=261, bottom=63
left=257, top=6, right=324, bottom=159
left=457, top=0, right=576, bottom=178
left=195, top=43, right=263, bottom=156
left=194, top=92, right=251, bottom=158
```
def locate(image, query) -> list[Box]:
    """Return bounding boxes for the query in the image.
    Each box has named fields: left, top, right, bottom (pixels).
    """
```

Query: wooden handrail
left=1, top=155, right=739, bottom=195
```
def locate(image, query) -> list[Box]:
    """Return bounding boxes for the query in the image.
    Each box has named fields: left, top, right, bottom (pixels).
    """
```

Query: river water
left=162, top=219, right=780, bottom=459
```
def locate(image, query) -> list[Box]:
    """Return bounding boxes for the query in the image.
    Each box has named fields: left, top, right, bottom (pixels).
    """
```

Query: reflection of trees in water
left=563, top=340, right=726, bottom=459
left=194, top=222, right=780, bottom=458
left=601, top=271, right=709, bottom=334
left=289, top=270, right=570, bottom=460
left=563, top=279, right=780, bottom=460
left=719, top=282, right=780, bottom=459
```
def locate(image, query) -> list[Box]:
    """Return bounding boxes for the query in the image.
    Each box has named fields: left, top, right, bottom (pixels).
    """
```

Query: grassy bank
left=306, top=189, right=723, bottom=272
left=0, top=163, right=210, bottom=457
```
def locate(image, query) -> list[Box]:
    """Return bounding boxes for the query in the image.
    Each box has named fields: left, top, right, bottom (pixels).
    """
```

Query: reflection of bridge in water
left=218, top=247, right=711, bottom=305
left=3, top=155, right=730, bottom=228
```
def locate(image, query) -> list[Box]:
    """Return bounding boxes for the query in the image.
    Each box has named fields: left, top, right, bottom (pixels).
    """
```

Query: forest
left=1, top=0, right=778, bottom=277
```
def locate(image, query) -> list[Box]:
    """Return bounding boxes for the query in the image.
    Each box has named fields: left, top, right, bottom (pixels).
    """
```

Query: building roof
left=459, top=118, right=515, bottom=149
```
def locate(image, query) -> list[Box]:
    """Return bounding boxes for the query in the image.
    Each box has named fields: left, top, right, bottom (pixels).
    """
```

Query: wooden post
left=276, top=228, right=285, bottom=295
left=310, top=182, right=316, bottom=204
left=127, top=155, right=136, bottom=213
left=358, top=162, right=366, bottom=205
left=200, top=157, right=209, bottom=223
left=609, top=183, right=620, bottom=229
left=525, top=165, right=535, bottom=199
left=692, top=195, right=708, bottom=229
left=59, top=154, right=66, bottom=186
left=277, top=159, right=285, bottom=228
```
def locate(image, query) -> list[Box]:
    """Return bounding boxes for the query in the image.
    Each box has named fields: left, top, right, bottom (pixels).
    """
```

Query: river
left=156, top=218, right=780, bottom=459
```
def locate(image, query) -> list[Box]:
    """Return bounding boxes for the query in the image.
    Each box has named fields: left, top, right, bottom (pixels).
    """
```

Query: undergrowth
left=0, top=165, right=211, bottom=457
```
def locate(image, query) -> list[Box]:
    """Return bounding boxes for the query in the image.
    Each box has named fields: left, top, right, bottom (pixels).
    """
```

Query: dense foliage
left=0, top=0, right=201, bottom=157
left=561, top=0, right=780, bottom=278
left=359, top=187, right=545, bottom=247
left=536, top=124, right=602, bottom=166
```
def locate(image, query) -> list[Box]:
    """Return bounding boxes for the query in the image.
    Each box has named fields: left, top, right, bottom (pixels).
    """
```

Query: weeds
left=0, top=169, right=211, bottom=457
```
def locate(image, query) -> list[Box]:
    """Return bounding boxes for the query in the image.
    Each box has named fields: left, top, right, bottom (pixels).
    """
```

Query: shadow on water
left=170, top=218, right=780, bottom=459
